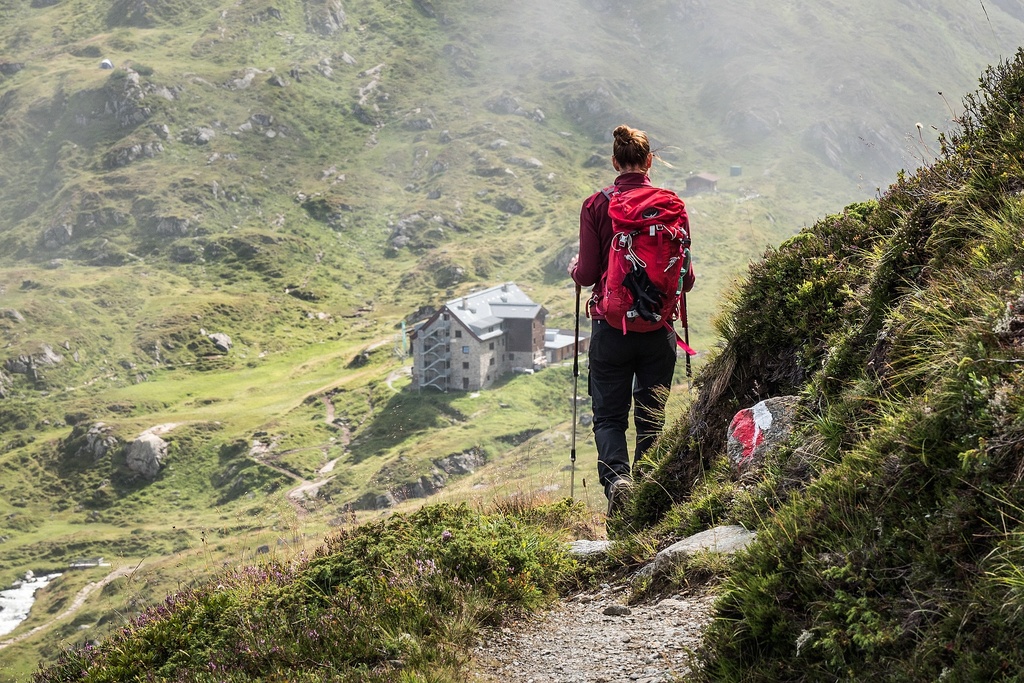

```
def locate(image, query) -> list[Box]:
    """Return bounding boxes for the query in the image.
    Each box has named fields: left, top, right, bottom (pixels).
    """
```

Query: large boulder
left=126, top=433, right=167, bottom=479
left=226, top=68, right=261, bottom=91
left=195, top=127, right=216, bottom=144
left=0, top=369, right=11, bottom=399
left=726, top=395, right=801, bottom=476
left=568, top=539, right=613, bottom=558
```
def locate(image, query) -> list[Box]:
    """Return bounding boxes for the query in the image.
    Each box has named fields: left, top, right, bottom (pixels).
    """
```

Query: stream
left=0, top=571, right=62, bottom=637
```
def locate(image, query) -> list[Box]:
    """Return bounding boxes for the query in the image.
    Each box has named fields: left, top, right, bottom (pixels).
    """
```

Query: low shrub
left=34, top=503, right=577, bottom=682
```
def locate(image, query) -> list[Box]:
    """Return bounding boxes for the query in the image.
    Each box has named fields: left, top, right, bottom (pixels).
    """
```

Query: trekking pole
left=678, top=246, right=693, bottom=382
left=683, top=291, right=692, bottom=380
left=570, top=284, right=581, bottom=499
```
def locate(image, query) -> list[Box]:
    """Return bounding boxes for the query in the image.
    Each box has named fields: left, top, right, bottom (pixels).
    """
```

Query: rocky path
left=470, top=584, right=716, bottom=683
left=469, top=528, right=757, bottom=682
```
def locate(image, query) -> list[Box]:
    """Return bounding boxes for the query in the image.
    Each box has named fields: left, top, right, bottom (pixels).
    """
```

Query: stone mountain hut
left=684, top=173, right=719, bottom=196
left=411, top=283, right=547, bottom=392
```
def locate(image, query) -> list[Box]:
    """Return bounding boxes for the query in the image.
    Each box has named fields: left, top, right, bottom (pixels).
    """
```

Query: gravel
left=470, top=585, right=716, bottom=682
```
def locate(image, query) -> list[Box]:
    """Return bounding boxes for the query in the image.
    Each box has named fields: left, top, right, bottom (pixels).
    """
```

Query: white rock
left=641, top=525, right=757, bottom=577
left=208, top=332, right=232, bottom=353
left=126, top=433, right=168, bottom=480
left=567, top=539, right=613, bottom=558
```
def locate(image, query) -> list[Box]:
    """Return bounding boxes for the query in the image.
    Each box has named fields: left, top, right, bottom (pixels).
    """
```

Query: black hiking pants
left=588, top=319, right=677, bottom=497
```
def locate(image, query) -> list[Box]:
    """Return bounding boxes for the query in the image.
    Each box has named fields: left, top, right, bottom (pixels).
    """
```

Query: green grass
left=31, top=502, right=582, bottom=683
left=608, top=47, right=1024, bottom=681
left=2, top=0, right=1024, bottom=678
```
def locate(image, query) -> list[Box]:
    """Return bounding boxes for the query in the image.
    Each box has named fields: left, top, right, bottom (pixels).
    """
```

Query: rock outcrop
left=355, top=449, right=486, bottom=511
left=4, top=345, right=64, bottom=382
left=485, top=92, right=544, bottom=122
left=564, top=87, right=625, bottom=137
left=433, top=448, right=485, bottom=476
left=104, top=70, right=152, bottom=128
left=103, top=141, right=163, bottom=169
left=153, top=216, right=191, bottom=238
left=387, top=213, right=459, bottom=252
left=42, top=221, right=74, bottom=249
left=68, top=422, right=119, bottom=461
left=494, top=197, right=526, bottom=215
left=432, top=263, right=465, bottom=289
left=304, top=0, right=345, bottom=35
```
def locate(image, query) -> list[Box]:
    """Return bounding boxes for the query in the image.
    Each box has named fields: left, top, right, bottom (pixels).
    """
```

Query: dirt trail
left=0, top=564, right=139, bottom=650
left=386, top=365, right=411, bottom=390
left=248, top=393, right=349, bottom=516
left=470, top=585, right=716, bottom=683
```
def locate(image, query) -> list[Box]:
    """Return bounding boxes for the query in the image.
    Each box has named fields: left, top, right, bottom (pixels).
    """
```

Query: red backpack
left=599, top=185, right=695, bottom=354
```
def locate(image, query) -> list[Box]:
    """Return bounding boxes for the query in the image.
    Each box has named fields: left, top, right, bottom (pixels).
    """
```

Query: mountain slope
left=2, top=0, right=1024, bottom=677
left=28, top=42, right=1024, bottom=683
left=626, top=47, right=1024, bottom=681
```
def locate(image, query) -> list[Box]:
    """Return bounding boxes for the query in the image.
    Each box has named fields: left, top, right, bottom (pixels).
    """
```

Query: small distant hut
left=99, top=59, right=114, bottom=69
left=544, top=328, right=590, bottom=365
left=684, top=173, right=719, bottom=196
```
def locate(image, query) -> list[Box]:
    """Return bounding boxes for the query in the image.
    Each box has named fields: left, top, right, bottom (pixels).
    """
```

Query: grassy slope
left=1, top=0, right=1023, bottom=678
left=29, top=501, right=586, bottom=683
left=620, top=48, right=1024, bottom=681
left=24, top=41, right=1024, bottom=677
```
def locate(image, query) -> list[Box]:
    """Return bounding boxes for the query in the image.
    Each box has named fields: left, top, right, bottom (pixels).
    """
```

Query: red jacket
left=571, top=173, right=694, bottom=321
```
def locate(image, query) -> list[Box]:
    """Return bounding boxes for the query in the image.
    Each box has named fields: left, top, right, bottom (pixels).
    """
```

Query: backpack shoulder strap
left=600, top=185, right=617, bottom=201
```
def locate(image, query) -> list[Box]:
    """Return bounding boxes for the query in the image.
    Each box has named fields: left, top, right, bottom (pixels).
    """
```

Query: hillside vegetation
left=3, top=0, right=1024, bottom=678
left=27, top=39, right=1024, bottom=683
left=625, top=47, right=1024, bottom=680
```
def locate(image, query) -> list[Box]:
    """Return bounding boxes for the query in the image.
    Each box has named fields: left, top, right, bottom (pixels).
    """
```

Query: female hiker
left=567, top=124, right=695, bottom=517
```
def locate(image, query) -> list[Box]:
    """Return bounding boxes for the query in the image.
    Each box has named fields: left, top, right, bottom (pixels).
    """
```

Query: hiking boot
left=606, top=477, right=633, bottom=517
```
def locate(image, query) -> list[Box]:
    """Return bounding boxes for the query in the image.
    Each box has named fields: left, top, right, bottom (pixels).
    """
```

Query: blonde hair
left=612, top=125, right=650, bottom=169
